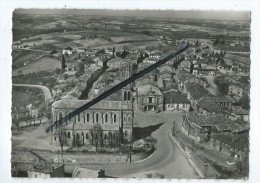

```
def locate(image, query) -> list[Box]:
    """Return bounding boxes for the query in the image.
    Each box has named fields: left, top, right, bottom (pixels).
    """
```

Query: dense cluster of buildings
left=47, top=37, right=250, bottom=162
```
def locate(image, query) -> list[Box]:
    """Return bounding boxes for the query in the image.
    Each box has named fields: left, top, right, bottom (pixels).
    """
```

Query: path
left=12, top=84, right=52, bottom=102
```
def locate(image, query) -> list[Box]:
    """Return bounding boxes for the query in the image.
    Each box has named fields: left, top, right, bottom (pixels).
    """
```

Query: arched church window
left=67, top=132, right=71, bottom=139
left=124, top=91, right=127, bottom=101
left=86, top=113, right=90, bottom=122
left=58, top=112, right=63, bottom=120
left=123, top=114, right=126, bottom=124
left=104, top=113, right=108, bottom=123
left=127, top=91, right=131, bottom=101
left=113, top=113, right=117, bottom=123
left=95, top=113, right=100, bottom=123
left=127, top=115, right=132, bottom=124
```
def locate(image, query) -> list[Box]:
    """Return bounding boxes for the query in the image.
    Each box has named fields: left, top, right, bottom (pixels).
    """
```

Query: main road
left=12, top=84, right=52, bottom=102
left=71, top=119, right=199, bottom=178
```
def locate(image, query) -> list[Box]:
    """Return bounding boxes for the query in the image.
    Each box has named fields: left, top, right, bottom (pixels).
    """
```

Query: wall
left=165, top=103, right=190, bottom=112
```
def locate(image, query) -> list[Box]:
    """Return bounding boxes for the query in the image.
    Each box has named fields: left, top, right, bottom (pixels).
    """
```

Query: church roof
left=52, top=99, right=123, bottom=110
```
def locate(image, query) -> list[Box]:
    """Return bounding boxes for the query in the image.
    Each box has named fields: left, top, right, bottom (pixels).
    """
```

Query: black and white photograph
left=0, top=0, right=260, bottom=182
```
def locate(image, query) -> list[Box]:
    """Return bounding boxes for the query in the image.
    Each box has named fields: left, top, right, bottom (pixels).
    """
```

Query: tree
left=57, top=128, right=67, bottom=161
left=75, top=133, right=83, bottom=151
left=77, top=61, right=84, bottom=74
left=61, top=55, right=66, bottom=70
left=12, top=118, right=20, bottom=130
left=214, top=77, right=229, bottom=95
left=90, top=123, right=103, bottom=152
left=239, top=95, right=250, bottom=110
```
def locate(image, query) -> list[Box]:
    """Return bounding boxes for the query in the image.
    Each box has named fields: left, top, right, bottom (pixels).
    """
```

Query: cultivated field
left=73, top=38, right=111, bottom=48
left=12, top=50, right=46, bottom=68
left=13, top=56, right=61, bottom=76
left=110, top=35, right=156, bottom=43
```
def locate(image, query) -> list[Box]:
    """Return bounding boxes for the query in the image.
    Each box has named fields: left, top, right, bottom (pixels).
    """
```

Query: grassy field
left=12, top=87, right=44, bottom=108
left=13, top=56, right=61, bottom=76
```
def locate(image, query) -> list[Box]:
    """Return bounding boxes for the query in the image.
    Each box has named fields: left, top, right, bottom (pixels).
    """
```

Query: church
left=51, top=67, right=134, bottom=147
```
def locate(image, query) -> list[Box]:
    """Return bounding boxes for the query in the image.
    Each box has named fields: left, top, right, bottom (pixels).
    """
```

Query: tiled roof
left=225, top=106, right=249, bottom=115
left=164, top=91, right=190, bottom=104
left=211, top=132, right=249, bottom=151
left=52, top=99, right=123, bottom=110
left=186, top=113, right=229, bottom=127
left=198, top=96, right=232, bottom=113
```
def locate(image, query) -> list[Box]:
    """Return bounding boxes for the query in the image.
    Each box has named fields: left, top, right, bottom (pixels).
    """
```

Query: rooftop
left=52, top=99, right=124, bottom=110
left=186, top=113, right=248, bottom=133
left=164, top=91, right=190, bottom=104
left=211, top=132, right=249, bottom=151
left=28, top=162, right=63, bottom=174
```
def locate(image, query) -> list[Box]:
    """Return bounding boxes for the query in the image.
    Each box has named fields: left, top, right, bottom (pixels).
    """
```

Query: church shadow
left=133, top=123, right=164, bottom=141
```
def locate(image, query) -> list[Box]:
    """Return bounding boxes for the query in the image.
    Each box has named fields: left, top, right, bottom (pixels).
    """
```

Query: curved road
left=12, top=84, right=52, bottom=102
left=73, top=121, right=199, bottom=178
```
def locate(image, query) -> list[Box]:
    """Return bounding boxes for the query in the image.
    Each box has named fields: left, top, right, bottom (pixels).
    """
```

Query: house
left=136, top=84, right=164, bottom=112
left=185, top=82, right=212, bottom=110
left=161, top=82, right=178, bottom=93
left=176, top=69, right=191, bottom=93
left=225, top=106, right=249, bottom=122
left=164, top=91, right=190, bottom=112
left=182, top=113, right=247, bottom=142
left=228, top=83, right=243, bottom=98
left=160, top=70, right=173, bottom=80
left=192, top=68, right=217, bottom=77
left=26, top=104, right=39, bottom=118
left=144, top=57, right=159, bottom=64
left=62, top=47, right=73, bottom=55
left=197, top=96, right=233, bottom=115
left=12, top=107, right=30, bottom=120
left=209, top=132, right=249, bottom=157
left=27, top=162, right=65, bottom=178
left=72, top=167, right=100, bottom=178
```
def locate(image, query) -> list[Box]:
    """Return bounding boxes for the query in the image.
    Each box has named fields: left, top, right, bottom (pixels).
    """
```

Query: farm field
left=110, top=35, right=156, bottom=43
left=12, top=50, right=46, bottom=69
left=54, top=41, right=84, bottom=49
left=73, top=38, right=111, bottom=48
left=94, top=40, right=166, bottom=50
left=13, top=56, right=61, bottom=76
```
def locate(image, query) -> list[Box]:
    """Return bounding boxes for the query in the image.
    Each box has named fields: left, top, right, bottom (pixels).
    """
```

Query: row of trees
left=57, top=123, right=123, bottom=155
